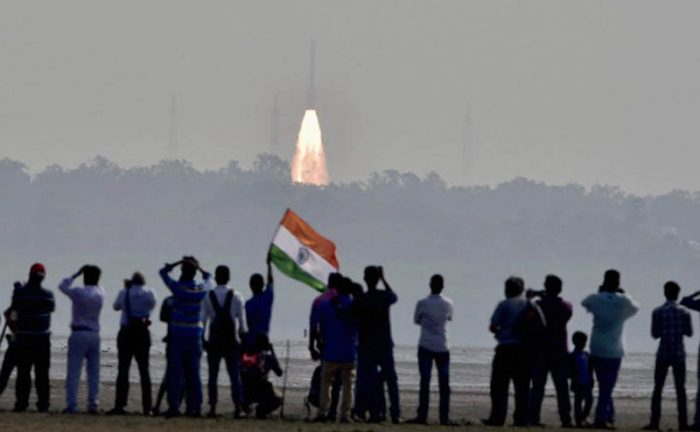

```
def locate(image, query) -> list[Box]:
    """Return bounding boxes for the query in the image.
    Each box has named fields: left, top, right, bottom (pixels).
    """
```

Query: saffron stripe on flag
left=269, top=244, right=326, bottom=292
left=280, top=210, right=339, bottom=269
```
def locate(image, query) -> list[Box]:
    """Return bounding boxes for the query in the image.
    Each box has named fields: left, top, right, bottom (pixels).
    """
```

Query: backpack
left=209, top=290, right=237, bottom=349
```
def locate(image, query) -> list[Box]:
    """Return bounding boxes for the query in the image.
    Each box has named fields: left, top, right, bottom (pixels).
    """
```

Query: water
left=40, top=337, right=680, bottom=399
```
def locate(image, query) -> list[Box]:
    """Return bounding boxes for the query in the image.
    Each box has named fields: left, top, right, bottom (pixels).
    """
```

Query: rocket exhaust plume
left=291, top=109, right=329, bottom=186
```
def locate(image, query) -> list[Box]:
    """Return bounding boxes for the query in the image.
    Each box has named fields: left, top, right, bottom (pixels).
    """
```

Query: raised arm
left=266, top=253, right=274, bottom=287
left=159, top=262, right=180, bottom=292
left=681, top=291, right=700, bottom=312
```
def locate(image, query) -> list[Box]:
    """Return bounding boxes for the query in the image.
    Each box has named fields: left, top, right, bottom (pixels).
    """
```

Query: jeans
left=357, top=348, right=400, bottom=421
left=572, top=384, right=593, bottom=426
left=66, top=331, right=100, bottom=412
left=529, top=351, right=572, bottom=425
left=591, top=356, right=622, bottom=426
left=417, top=346, right=451, bottom=423
left=318, top=361, right=354, bottom=421
left=14, top=336, right=50, bottom=411
left=207, top=345, right=242, bottom=410
left=650, top=356, right=687, bottom=428
left=167, top=331, right=203, bottom=414
left=115, top=326, right=152, bottom=414
left=487, top=344, right=529, bottom=426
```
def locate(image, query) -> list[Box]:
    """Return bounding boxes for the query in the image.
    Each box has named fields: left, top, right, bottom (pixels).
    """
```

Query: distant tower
left=167, top=94, right=179, bottom=158
left=461, top=103, right=472, bottom=185
left=308, top=39, right=316, bottom=108
left=270, top=93, right=280, bottom=152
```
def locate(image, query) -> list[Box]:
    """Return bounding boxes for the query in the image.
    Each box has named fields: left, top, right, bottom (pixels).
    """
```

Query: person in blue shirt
left=314, top=276, right=358, bottom=423
left=160, top=256, right=212, bottom=418
left=569, top=331, right=594, bottom=428
left=245, top=255, right=274, bottom=348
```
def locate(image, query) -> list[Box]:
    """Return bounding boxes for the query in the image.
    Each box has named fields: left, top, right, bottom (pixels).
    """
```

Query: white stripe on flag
left=273, top=225, right=337, bottom=283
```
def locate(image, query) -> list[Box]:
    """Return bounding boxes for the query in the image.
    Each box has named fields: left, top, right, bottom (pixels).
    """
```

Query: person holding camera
left=159, top=256, right=213, bottom=417
left=107, top=272, right=156, bottom=416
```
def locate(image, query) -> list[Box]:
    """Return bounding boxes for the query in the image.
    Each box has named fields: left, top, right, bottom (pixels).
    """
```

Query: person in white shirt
left=202, top=265, right=247, bottom=418
left=581, top=269, right=639, bottom=429
left=59, top=265, right=105, bottom=414
left=407, top=274, right=454, bottom=425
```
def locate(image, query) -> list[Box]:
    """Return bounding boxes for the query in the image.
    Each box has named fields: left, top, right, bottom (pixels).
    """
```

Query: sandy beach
left=0, top=379, right=680, bottom=431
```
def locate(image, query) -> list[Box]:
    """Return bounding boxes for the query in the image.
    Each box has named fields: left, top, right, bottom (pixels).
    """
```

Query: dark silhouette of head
left=505, top=276, right=525, bottom=298
left=131, top=272, right=146, bottom=286
left=430, top=274, right=444, bottom=295
left=544, top=274, right=563, bottom=296
left=252, top=333, right=272, bottom=353
left=338, top=276, right=353, bottom=296
left=180, top=256, right=198, bottom=282
left=84, top=265, right=101, bottom=286
left=28, top=263, right=46, bottom=285
left=572, top=331, right=588, bottom=350
left=664, top=281, right=681, bottom=301
left=351, top=282, right=364, bottom=297
left=215, top=265, right=230, bottom=285
left=250, top=273, right=264, bottom=295
left=364, top=266, right=380, bottom=291
left=600, top=269, right=620, bottom=293
left=327, top=272, right=343, bottom=291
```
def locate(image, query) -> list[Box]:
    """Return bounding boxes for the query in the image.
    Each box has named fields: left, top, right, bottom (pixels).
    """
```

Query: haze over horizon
left=2, top=1, right=700, bottom=195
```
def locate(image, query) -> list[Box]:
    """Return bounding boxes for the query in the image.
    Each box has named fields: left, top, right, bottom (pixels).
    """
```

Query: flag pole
left=280, top=339, right=291, bottom=418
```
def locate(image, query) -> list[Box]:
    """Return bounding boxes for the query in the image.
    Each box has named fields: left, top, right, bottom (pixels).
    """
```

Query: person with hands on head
left=59, top=264, right=105, bottom=414
left=9, top=263, right=55, bottom=413
left=245, top=253, right=274, bottom=349
left=159, top=256, right=213, bottom=418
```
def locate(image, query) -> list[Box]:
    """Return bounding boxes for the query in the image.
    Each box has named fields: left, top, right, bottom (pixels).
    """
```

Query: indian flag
left=269, top=209, right=339, bottom=292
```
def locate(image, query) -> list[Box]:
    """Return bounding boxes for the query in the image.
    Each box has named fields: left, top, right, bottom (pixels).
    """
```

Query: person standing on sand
left=60, top=265, right=105, bottom=414
left=245, top=256, right=274, bottom=349
left=8, top=263, right=55, bottom=412
left=160, top=256, right=212, bottom=418
left=353, top=266, right=400, bottom=424
left=483, top=276, right=529, bottom=427
left=528, top=275, right=573, bottom=428
left=407, top=274, right=454, bottom=426
left=107, top=272, right=156, bottom=416
left=582, top=269, right=639, bottom=429
left=643, top=281, right=692, bottom=431
left=202, top=265, right=247, bottom=418
left=314, top=276, right=358, bottom=423
left=308, top=273, right=342, bottom=421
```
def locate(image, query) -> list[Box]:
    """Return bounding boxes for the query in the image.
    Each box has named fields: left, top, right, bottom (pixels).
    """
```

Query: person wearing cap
left=59, top=265, right=105, bottom=414
left=8, top=263, right=55, bottom=412
left=159, top=256, right=213, bottom=418
left=107, top=272, right=157, bottom=416
left=581, top=269, right=639, bottom=429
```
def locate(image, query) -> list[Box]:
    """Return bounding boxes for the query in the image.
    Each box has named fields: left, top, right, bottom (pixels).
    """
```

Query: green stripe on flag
left=269, top=244, right=326, bottom=292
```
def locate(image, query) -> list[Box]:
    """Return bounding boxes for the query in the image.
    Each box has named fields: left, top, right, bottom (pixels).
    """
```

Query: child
left=570, top=331, right=594, bottom=427
left=241, top=334, right=283, bottom=418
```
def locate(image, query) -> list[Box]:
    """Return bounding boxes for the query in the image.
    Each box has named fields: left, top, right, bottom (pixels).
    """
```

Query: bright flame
left=291, top=109, right=329, bottom=186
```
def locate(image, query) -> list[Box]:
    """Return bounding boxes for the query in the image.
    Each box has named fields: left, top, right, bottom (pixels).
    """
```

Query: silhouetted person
left=308, top=273, right=342, bottom=421
left=9, top=263, right=55, bottom=412
left=241, top=334, right=283, bottom=418
left=643, top=282, right=692, bottom=431
left=483, top=276, right=529, bottom=427
left=408, top=274, right=454, bottom=425
left=0, top=308, right=18, bottom=397
left=315, top=276, right=358, bottom=423
left=160, top=256, right=213, bottom=417
left=351, top=266, right=400, bottom=424
left=569, top=331, right=594, bottom=428
left=60, top=265, right=105, bottom=414
left=528, top=275, right=573, bottom=427
left=152, top=295, right=176, bottom=416
left=108, top=272, right=156, bottom=416
left=679, top=288, right=700, bottom=429
left=245, top=255, right=274, bottom=348
left=202, top=265, right=247, bottom=418
left=582, top=269, right=638, bottom=429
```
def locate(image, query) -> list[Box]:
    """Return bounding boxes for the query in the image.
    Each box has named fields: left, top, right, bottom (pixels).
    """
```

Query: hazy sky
left=1, top=1, right=699, bottom=194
